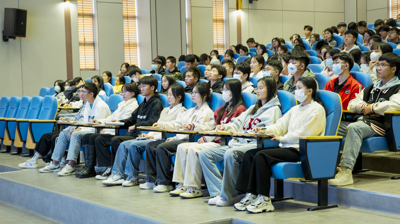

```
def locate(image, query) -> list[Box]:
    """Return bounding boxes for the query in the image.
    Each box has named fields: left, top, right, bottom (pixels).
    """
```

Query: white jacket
left=250, top=71, right=264, bottom=78
left=242, top=81, right=254, bottom=93
left=79, top=96, right=112, bottom=132
left=264, top=101, right=326, bottom=149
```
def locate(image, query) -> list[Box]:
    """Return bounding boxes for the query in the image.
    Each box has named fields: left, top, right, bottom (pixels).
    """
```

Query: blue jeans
left=111, top=139, right=152, bottom=179
left=51, top=129, right=92, bottom=162
left=199, top=144, right=256, bottom=201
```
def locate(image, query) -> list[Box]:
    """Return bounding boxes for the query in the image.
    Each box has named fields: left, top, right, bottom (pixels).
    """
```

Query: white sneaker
left=102, top=175, right=124, bottom=186
left=208, top=196, right=220, bottom=205
left=39, top=162, right=60, bottom=173
left=122, top=177, right=139, bottom=187
left=19, top=159, right=37, bottom=169
left=153, top=185, right=173, bottom=193
left=57, top=164, right=76, bottom=176
left=169, top=183, right=187, bottom=196
left=179, top=187, right=203, bottom=199
left=95, top=168, right=111, bottom=180
left=246, top=195, right=274, bottom=213
left=234, top=193, right=256, bottom=211
left=216, top=196, right=240, bottom=207
left=60, top=157, right=67, bottom=168
left=139, top=182, right=155, bottom=190
left=328, top=166, right=354, bottom=186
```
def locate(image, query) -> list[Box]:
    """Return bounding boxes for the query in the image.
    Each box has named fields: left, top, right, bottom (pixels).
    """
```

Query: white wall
left=366, top=0, right=389, bottom=24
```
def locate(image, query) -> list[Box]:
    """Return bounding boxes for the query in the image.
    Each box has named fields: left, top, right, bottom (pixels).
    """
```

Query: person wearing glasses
left=263, top=60, right=284, bottom=90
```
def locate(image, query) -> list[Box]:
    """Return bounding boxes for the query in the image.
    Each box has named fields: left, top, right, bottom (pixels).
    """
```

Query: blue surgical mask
left=325, top=59, right=333, bottom=68
left=263, top=71, right=271, bottom=77
left=152, top=64, right=158, bottom=71
left=332, top=64, right=344, bottom=75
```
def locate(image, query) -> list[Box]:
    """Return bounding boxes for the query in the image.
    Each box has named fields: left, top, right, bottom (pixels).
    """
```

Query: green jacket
left=283, top=69, right=315, bottom=93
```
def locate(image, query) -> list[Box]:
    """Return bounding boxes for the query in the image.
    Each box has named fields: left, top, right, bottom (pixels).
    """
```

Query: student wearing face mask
left=263, top=60, right=284, bottom=90
left=235, top=77, right=326, bottom=214
left=233, top=62, right=254, bottom=93
left=53, top=80, right=67, bottom=106
left=283, top=52, right=316, bottom=94
left=367, top=42, right=393, bottom=83
left=170, top=79, right=246, bottom=198
left=249, top=55, right=265, bottom=78
left=150, top=58, right=166, bottom=75
left=321, top=48, right=340, bottom=79
left=128, top=66, right=145, bottom=83
left=359, top=52, right=371, bottom=73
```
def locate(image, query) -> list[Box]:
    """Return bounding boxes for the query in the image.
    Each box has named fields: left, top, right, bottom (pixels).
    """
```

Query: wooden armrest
left=384, top=111, right=400, bottom=114
left=57, top=121, right=79, bottom=125
left=16, top=119, right=31, bottom=122
left=138, top=126, right=168, bottom=131
left=299, top=136, right=343, bottom=140
left=343, top=110, right=356, bottom=114
left=30, top=120, right=57, bottom=123
left=166, top=129, right=197, bottom=134
left=4, top=118, right=17, bottom=121
left=90, top=124, right=120, bottom=128
left=59, top=107, right=80, bottom=110
left=197, top=131, right=232, bottom=136
left=232, top=133, right=272, bottom=138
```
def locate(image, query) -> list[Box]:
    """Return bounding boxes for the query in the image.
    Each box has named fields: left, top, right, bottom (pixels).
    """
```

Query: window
left=77, top=0, right=96, bottom=70
left=391, top=0, right=400, bottom=18
left=213, top=0, right=225, bottom=54
left=122, top=0, right=139, bottom=66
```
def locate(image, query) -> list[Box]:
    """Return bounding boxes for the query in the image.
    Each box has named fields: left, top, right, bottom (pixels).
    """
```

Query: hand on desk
left=128, top=125, right=136, bottom=132
left=152, top=123, right=161, bottom=128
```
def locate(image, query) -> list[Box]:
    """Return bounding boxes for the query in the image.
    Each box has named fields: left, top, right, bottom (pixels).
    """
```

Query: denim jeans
left=199, top=144, right=256, bottom=201
left=339, top=119, right=378, bottom=169
left=111, top=139, right=152, bottom=179
left=51, top=129, right=92, bottom=162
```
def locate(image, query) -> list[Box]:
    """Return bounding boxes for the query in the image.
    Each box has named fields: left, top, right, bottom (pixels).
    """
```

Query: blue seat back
left=5, top=96, right=20, bottom=118
left=307, top=64, right=324, bottom=73
left=387, top=42, right=397, bottom=49
left=153, top=74, right=162, bottom=81
left=104, top=83, right=114, bottom=96
left=184, top=93, right=195, bottom=109
left=317, top=90, right=342, bottom=135
left=249, top=77, right=260, bottom=87
left=359, top=45, right=369, bottom=52
left=283, top=44, right=293, bottom=50
left=241, top=92, right=257, bottom=108
left=99, top=95, right=108, bottom=103
left=177, top=80, right=187, bottom=88
left=48, top=86, right=56, bottom=95
left=86, top=78, right=92, bottom=82
left=279, top=75, right=290, bottom=84
left=111, top=77, right=116, bottom=86
left=141, top=69, right=150, bottom=74
left=209, top=93, right=225, bottom=111
left=277, top=90, right=296, bottom=115
left=309, top=56, right=321, bottom=64
left=249, top=52, right=256, bottom=57
left=137, top=94, right=145, bottom=104
left=197, top=65, right=206, bottom=77
left=160, top=94, right=170, bottom=108
left=15, top=96, right=31, bottom=119
left=367, top=23, right=374, bottom=29
left=180, top=66, right=187, bottom=75
left=237, top=56, right=250, bottom=64
left=351, top=63, right=360, bottom=72
left=223, top=78, right=232, bottom=82
left=108, top=94, right=123, bottom=113
left=266, top=50, right=274, bottom=56
left=0, top=97, right=9, bottom=117
left=157, top=81, right=162, bottom=92
left=165, top=69, right=169, bottom=73
left=249, top=47, right=257, bottom=53
left=199, top=79, right=209, bottom=83
left=177, top=61, right=185, bottom=70
left=233, top=53, right=240, bottom=59
left=37, top=96, right=58, bottom=120
left=218, top=55, right=225, bottom=62
left=350, top=72, right=373, bottom=88
left=394, top=49, right=400, bottom=56
left=285, top=41, right=293, bottom=48
left=265, top=43, right=272, bottom=49
left=125, top=76, right=131, bottom=83
left=26, top=96, right=43, bottom=119
left=333, top=33, right=344, bottom=47
left=303, top=41, right=311, bottom=50
left=314, top=73, right=331, bottom=90
left=39, top=87, right=49, bottom=97
left=305, top=50, right=318, bottom=57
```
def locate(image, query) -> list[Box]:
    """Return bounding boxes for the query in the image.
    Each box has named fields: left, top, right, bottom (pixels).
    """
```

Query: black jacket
left=121, top=93, right=163, bottom=137
left=151, top=67, right=166, bottom=75
left=211, top=79, right=224, bottom=94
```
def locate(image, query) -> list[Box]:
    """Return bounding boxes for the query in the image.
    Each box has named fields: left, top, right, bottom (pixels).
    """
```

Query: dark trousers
left=235, top=147, right=300, bottom=196
left=144, top=140, right=166, bottom=182
left=82, top=133, right=101, bottom=165
left=35, top=131, right=61, bottom=162
left=153, top=140, right=187, bottom=185
left=94, top=135, right=136, bottom=167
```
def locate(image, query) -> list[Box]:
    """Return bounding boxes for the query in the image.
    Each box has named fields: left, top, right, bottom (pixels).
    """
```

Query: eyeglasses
left=78, top=90, right=88, bottom=94
left=377, top=63, right=390, bottom=67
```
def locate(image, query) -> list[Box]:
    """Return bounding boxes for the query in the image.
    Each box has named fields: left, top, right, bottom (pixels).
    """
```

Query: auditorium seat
left=0, top=96, right=20, bottom=143
left=241, top=92, right=257, bottom=108
left=141, top=69, right=150, bottom=74
left=237, top=56, right=250, bottom=64
left=39, top=87, right=50, bottom=97
left=266, top=50, right=274, bottom=56
left=48, top=86, right=56, bottom=95
left=104, top=83, right=114, bottom=96
left=333, top=33, right=344, bottom=47
left=394, top=49, right=400, bottom=56
left=249, top=52, right=256, bottom=57
left=359, top=45, right=369, bottom=52
left=386, top=42, right=397, bottom=49
left=137, top=94, right=144, bottom=104
left=111, top=77, right=116, bottom=86
left=199, top=79, right=209, bottom=83
left=314, top=73, right=331, bottom=90
left=351, top=63, right=360, bottom=72
left=99, top=95, right=108, bottom=103
left=350, top=71, right=373, bottom=88
left=180, top=67, right=187, bottom=75
left=234, top=53, right=240, bottom=59
left=0, top=97, right=10, bottom=118
left=209, top=93, right=225, bottom=111
left=249, top=77, right=260, bottom=87
left=305, top=50, right=318, bottom=57
left=153, top=74, right=162, bottom=82
left=125, top=76, right=131, bottom=83
left=177, top=61, right=185, bottom=70
left=197, top=65, right=206, bottom=77
left=107, top=94, right=123, bottom=113
left=176, top=80, right=186, bottom=88
left=223, top=78, right=232, bottom=82
left=309, top=56, right=321, bottom=64
left=307, top=64, right=324, bottom=73
left=218, top=55, right=224, bottom=62
left=279, top=75, right=290, bottom=84
left=160, top=94, right=170, bottom=108
left=249, top=47, right=257, bottom=53
left=183, top=93, right=195, bottom=109
left=157, top=81, right=162, bottom=92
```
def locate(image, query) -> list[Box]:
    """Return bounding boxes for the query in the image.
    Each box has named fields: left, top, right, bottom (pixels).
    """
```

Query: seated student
left=347, top=22, right=358, bottom=31
left=387, top=28, right=400, bottom=49
left=103, top=84, right=187, bottom=186
left=374, top=19, right=384, bottom=33
left=263, top=59, right=284, bottom=90
left=239, top=45, right=249, bottom=56
left=145, top=82, right=215, bottom=193
left=210, top=50, right=221, bottom=65
left=367, top=42, right=393, bottom=83
left=292, top=44, right=307, bottom=55
left=234, top=77, right=326, bottom=213
left=91, top=75, right=106, bottom=96
left=224, top=49, right=236, bottom=63
left=293, top=38, right=304, bottom=47
left=204, top=64, right=212, bottom=80
left=39, top=83, right=111, bottom=175
left=350, top=49, right=362, bottom=65
left=75, top=83, right=139, bottom=178
left=63, top=77, right=84, bottom=104
left=165, top=56, right=183, bottom=80
left=324, top=28, right=337, bottom=47
left=342, top=29, right=361, bottom=53
left=310, top=33, right=320, bottom=49
left=118, top=63, right=129, bottom=76
left=230, top=45, right=237, bottom=53
left=363, top=30, right=375, bottom=46
left=209, top=65, right=226, bottom=93
left=337, top=22, right=347, bottom=37
left=357, top=21, right=367, bottom=35
left=113, top=74, right=126, bottom=94
left=53, top=80, right=67, bottom=106
left=277, top=45, right=288, bottom=56
left=315, top=40, right=330, bottom=59
left=331, top=25, right=339, bottom=34
left=268, top=37, right=281, bottom=53
left=290, top=34, right=301, bottom=44
left=319, top=45, right=332, bottom=67
left=304, top=25, right=313, bottom=42
left=329, top=53, right=400, bottom=186
left=150, top=58, right=166, bottom=75
left=246, top=38, right=257, bottom=49
left=183, top=54, right=196, bottom=78
left=184, top=67, right=201, bottom=93
left=378, top=25, right=390, bottom=41
left=279, top=38, right=285, bottom=45
left=199, top=77, right=282, bottom=206
left=93, top=76, right=163, bottom=180
left=284, top=52, right=315, bottom=93
left=321, top=48, right=341, bottom=79
left=200, top=54, right=220, bottom=66
left=160, top=74, right=176, bottom=95
left=233, top=62, right=254, bottom=93
left=360, top=52, right=371, bottom=73
left=102, top=71, right=112, bottom=85
left=235, top=44, right=244, bottom=55
left=256, top=44, right=268, bottom=62
left=249, top=55, right=265, bottom=78
left=170, top=80, right=246, bottom=198
left=367, top=35, right=382, bottom=50
left=129, top=65, right=145, bottom=83
left=179, top=55, right=186, bottom=62
left=222, top=59, right=234, bottom=78
left=278, top=53, right=290, bottom=76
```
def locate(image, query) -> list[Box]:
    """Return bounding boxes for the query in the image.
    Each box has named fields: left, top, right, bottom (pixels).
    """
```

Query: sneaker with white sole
left=208, top=196, right=220, bottom=205
left=169, top=183, right=187, bottom=196
left=102, top=175, right=125, bottom=186
left=95, top=168, right=111, bottom=180
left=328, top=166, right=353, bottom=186
left=153, top=185, right=173, bottom=193
left=216, top=196, right=239, bottom=207
left=57, top=164, right=76, bottom=176
left=179, top=187, right=203, bottom=199
left=234, top=193, right=256, bottom=211
left=39, top=162, right=60, bottom=173
left=139, top=182, right=155, bottom=190
left=122, top=177, right=139, bottom=187
left=246, top=195, right=274, bottom=213
left=19, top=159, right=37, bottom=169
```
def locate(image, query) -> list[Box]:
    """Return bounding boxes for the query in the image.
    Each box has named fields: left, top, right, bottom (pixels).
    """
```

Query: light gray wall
left=366, top=0, right=389, bottom=24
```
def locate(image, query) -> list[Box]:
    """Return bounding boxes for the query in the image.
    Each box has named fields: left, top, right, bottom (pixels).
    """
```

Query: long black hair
left=91, top=75, right=104, bottom=91
left=250, top=77, right=277, bottom=115
left=194, top=82, right=211, bottom=103
left=160, top=74, right=177, bottom=94
left=54, top=80, right=65, bottom=93
left=216, top=79, right=246, bottom=124
left=297, top=77, right=324, bottom=107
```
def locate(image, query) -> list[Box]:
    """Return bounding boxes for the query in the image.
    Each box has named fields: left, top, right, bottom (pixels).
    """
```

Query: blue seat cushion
left=271, top=162, right=304, bottom=179
left=341, top=137, right=388, bottom=153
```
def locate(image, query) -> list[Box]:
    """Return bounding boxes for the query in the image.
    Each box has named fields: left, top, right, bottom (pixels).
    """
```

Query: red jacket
left=324, top=75, right=362, bottom=110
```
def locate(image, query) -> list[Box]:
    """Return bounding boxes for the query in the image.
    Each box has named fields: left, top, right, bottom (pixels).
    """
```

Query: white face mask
left=222, top=90, right=232, bottom=102
left=295, top=89, right=308, bottom=103
left=288, top=63, right=298, bottom=74
left=54, top=86, right=61, bottom=93
left=233, top=74, right=242, bottom=82
left=263, top=71, right=271, bottom=77
left=132, top=76, right=139, bottom=83
left=65, top=86, right=71, bottom=91
left=360, top=64, right=369, bottom=73
left=370, top=52, right=382, bottom=61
